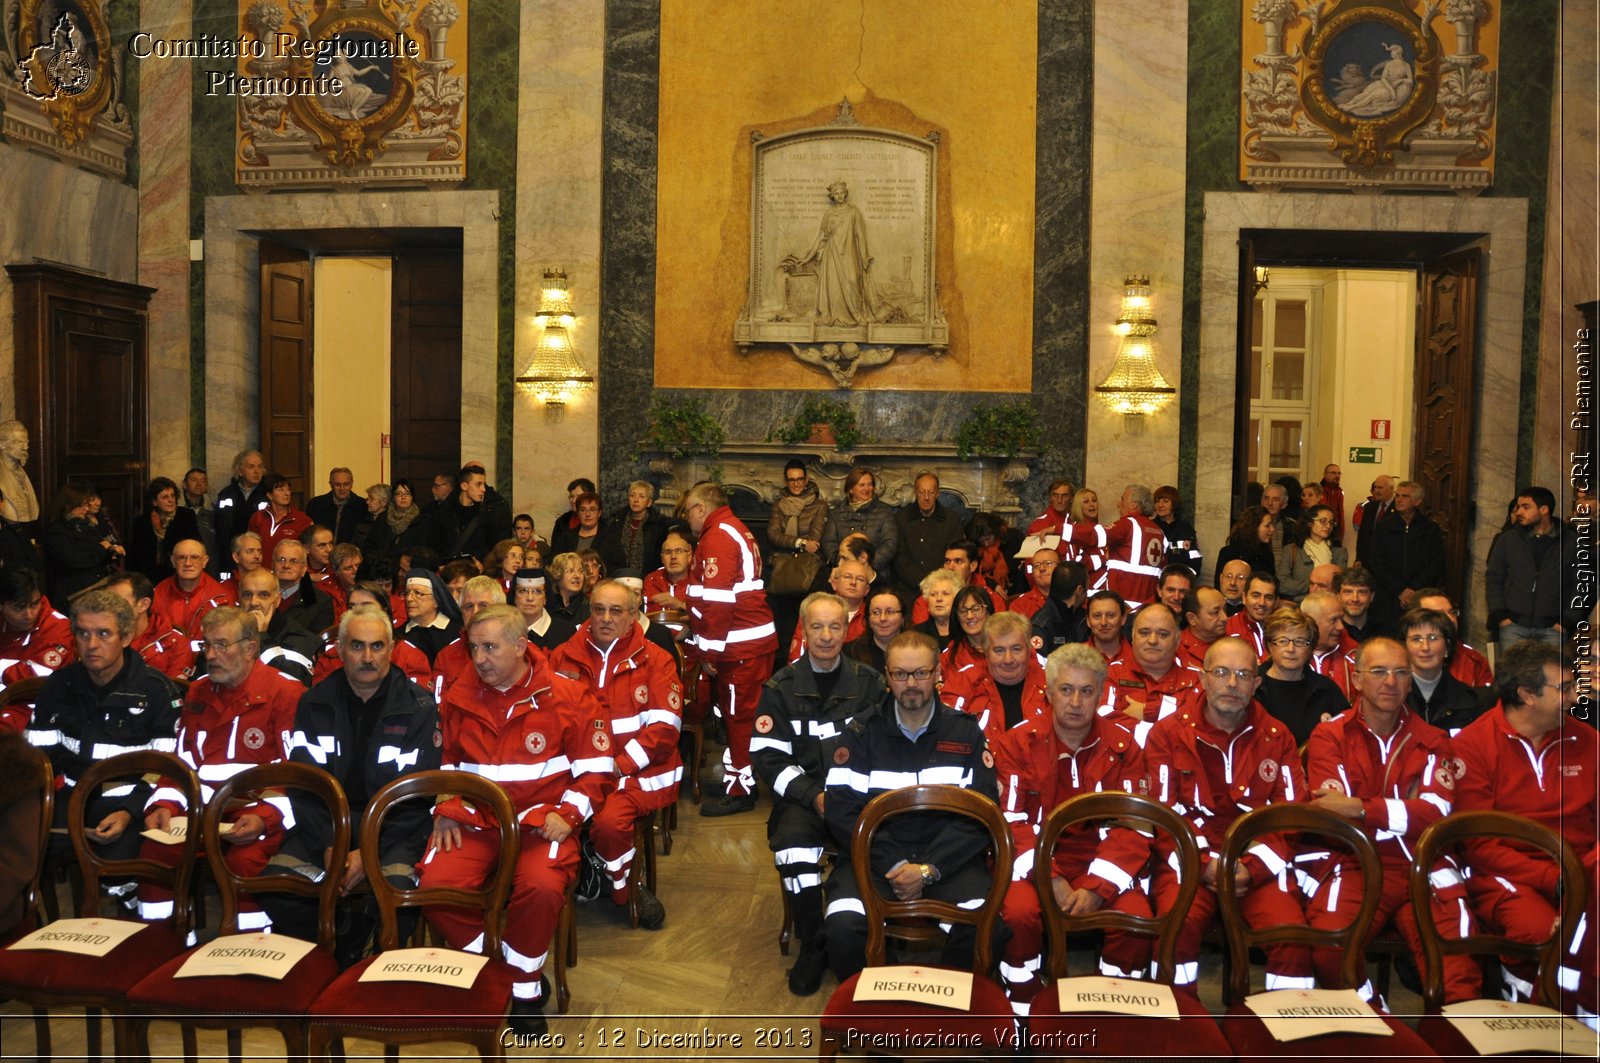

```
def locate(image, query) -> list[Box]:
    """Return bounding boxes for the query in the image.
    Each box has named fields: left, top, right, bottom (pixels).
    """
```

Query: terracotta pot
left=806, top=423, right=836, bottom=446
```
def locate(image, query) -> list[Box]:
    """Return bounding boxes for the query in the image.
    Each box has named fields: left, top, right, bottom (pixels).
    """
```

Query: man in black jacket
left=822, top=631, right=999, bottom=982
left=431, top=464, right=507, bottom=563
left=304, top=467, right=363, bottom=545
left=212, top=449, right=268, bottom=577
left=1368, top=480, right=1445, bottom=625
left=893, top=472, right=965, bottom=593
left=24, top=589, right=183, bottom=869
left=1485, top=486, right=1579, bottom=647
left=263, top=606, right=441, bottom=958
left=234, top=566, right=321, bottom=685
left=751, top=592, right=887, bottom=995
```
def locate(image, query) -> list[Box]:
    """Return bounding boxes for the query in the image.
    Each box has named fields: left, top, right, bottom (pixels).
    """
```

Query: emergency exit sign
left=1349, top=447, right=1383, bottom=464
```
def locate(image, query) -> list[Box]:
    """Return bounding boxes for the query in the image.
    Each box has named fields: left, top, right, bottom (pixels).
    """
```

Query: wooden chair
left=0, top=674, right=46, bottom=724
left=126, top=761, right=351, bottom=1063
left=1024, top=792, right=1233, bottom=1059
left=1215, top=803, right=1440, bottom=1061
left=1409, top=810, right=1588, bottom=1056
left=677, top=659, right=708, bottom=804
left=307, top=770, right=522, bottom=1059
left=625, top=809, right=659, bottom=928
left=817, top=784, right=1015, bottom=1061
left=0, top=750, right=201, bottom=1063
left=0, top=736, right=52, bottom=946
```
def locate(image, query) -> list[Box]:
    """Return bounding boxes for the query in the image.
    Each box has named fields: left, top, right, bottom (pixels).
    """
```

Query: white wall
left=1326, top=269, right=1416, bottom=493
left=311, top=257, right=391, bottom=493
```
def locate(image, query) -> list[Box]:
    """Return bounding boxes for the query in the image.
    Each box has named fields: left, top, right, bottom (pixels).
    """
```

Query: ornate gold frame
left=16, top=0, right=114, bottom=146
left=1300, top=0, right=1438, bottom=172
left=281, top=5, right=417, bottom=169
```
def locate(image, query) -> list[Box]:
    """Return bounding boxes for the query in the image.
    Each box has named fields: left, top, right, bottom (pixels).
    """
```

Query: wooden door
left=259, top=241, right=313, bottom=505
left=1413, top=248, right=1481, bottom=609
left=6, top=264, right=154, bottom=536
left=389, top=249, right=463, bottom=489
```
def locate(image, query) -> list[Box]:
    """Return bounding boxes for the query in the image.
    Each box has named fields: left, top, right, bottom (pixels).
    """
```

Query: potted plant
left=637, top=397, right=725, bottom=459
left=773, top=397, right=863, bottom=451
left=954, top=400, right=1040, bottom=461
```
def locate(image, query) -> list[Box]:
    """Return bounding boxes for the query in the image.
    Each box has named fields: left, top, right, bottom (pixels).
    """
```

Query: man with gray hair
left=1063, top=484, right=1167, bottom=607
left=213, top=448, right=268, bottom=577
left=26, top=589, right=183, bottom=869
left=1368, top=479, right=1445, bottom=624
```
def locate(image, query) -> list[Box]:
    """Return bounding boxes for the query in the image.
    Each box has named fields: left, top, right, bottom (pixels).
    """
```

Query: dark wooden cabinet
left=7, top=264, right=155, bottom=537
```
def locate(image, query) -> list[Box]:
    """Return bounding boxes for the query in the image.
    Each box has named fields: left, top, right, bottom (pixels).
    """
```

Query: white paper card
left=1055, top=975, right=1180, bottom=1018
left=853, top=965, right=973, bottom=1010
left=1243, top=987, right=1393, bottom=1041
left=141, top=816, right=189, bottom=845
left=358, top=947, right=490, bottom=990
left=173, top=932, right=317, bottom=980
left=1441, top=999, right=1600, bottom=1056
left=6, top=917, right=148, bottom=957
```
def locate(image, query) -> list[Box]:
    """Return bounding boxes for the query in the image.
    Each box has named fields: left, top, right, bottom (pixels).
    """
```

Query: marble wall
left=139, top=0, right=192, bottom=482
left=1198, top=193, right=1529, bottom=628
left=1084, top=0, right=1187, bottom=501
left=599, top=0, right=1093, bottom=514
left=512, top=0, right=604, bottom=525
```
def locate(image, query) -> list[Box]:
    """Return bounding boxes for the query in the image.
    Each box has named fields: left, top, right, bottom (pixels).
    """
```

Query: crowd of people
left=0, top=449, right=1594, bottom=1035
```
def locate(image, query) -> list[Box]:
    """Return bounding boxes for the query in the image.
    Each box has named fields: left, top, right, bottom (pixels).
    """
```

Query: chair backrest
left=201, top=761, right=349, bottom=947
left=0, top=675, right=47, bottom=711
left=1216, top=803, right=1382, bottom=1001
left=8, top=737, right=53, bottom=930
left=1036, top=792, right=1199, bottom=982
left=360, top=770, right=519, bottom=953
left=850, top=783, right=1013, bottom=974
left=1410, top=809, right=1586, bottom=1010
left=69, top=751, right=201, bottom=935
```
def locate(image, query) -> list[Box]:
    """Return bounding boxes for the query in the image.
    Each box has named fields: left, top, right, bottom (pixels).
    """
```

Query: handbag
left=768, top=549, right=823, bottom=596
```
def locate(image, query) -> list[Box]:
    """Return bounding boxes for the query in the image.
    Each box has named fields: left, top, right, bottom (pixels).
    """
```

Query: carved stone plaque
left=735, top=102, right=947, bottom=369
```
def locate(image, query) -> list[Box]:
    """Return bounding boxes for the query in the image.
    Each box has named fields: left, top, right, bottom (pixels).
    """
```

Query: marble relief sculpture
left=1238, top=0, right=1499, bottom=193
left=0, top=0, right=131, bottom=178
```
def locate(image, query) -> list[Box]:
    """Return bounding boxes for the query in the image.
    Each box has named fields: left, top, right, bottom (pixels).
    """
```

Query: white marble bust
left=0, top=420, right=39, bottom=523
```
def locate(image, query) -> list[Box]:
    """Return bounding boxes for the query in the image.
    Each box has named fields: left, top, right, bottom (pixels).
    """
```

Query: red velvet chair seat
left=1221, top=1001, right=1441, bottom=1060
left=309, top=954, right=517, bottom=1031
left=1416, top=1013, right=1578, bottom=1057
left=1026, top=984, right=1233, bottom=1059
left=0, top=924, right=188, bottom=994
left=127, top=944, right=341, bottom=1015
left=820, top=970, right=1015, bottom=1047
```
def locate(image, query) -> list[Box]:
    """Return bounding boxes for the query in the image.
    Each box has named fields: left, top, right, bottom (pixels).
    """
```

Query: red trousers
left=710, top=655, right=772, bottom=797
left=136, top=827, right=280, bottom=928
left=591, top=788, right=652, bottom=905
left=1469, top=866, right=1599, bottom=1019
left=1307, top=862, right=1480, bottom=1003
left=418, top=826, right=577, bottom=1002
left=1152, top=866, right=1312, bottom=987
left=1001, top=870, right=1153, bottom=1006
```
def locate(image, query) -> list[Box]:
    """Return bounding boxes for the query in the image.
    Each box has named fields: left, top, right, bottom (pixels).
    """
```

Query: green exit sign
left=1349, top=447, right=1383, bottom=464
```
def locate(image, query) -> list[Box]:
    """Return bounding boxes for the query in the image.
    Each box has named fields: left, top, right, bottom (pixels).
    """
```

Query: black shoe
left=506, top=996, right=547, bottom=1037
left=633, top=886, right=666, bottom=930
left=699, top=791, right=757, bottom=817
left=574, top=837, right=606, bottom=902
left=788, top=943, right=829, bottom=995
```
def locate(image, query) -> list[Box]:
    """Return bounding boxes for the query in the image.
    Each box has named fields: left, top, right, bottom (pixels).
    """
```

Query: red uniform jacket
left=1224, top=611, right=1268, bottom=659
left=941, top=658, right=1050, bottom=747
left=642, top=568, right=688, bottom=608
left=1176, top=628, right=1216, bottom=671
left=1066, top=515, right=1166, bottom=606
left=685, top=506, right=777, bottom=664
left=310, top=637, right=433, bottom=688
left=0, top=599, right=74, bottom=731
left=430, top=636, right=475, bottom=700
left=552, top=622, right=683, bottom=810
left=910, top=580, right=1007, bottom=623
left=1305, top=706, right=1454, bottom=872
left=1423, top=704, right=1600, bottom=895
left=1449, top=644, right=1494, bottom=689
left=436, top=645, right=606, bottom=832
left=1025, top=508, right=1069, bottom=540
left=248, top=507, right=313, bottom=561
left=1100, top=657, right=1203, bottom=725
left=147, top=660, right=303, bottom=829
left=1312, top=635, right=1358, bottom=700
left=786, top=606, right=866, bottom=664
left=1088, top=636, right=1134, bottom=666
left=133, top=612, right=196, bottom=681
left=1008, top=587, right=1047, bottom=619
left=992, top=714, right=1151, bottom=895
left=152, top=572, right=234, bottom=636
left=1145, top=700, right=1305, bottom=884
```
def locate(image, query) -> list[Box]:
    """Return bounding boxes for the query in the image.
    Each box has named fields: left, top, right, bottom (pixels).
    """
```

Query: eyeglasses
left=887, top=668, right=935, bottom=683
left=1206, top=667, right=1257, bottom=683
left=1543, top=680, right=1578, bottom=694
left=1406, top=633, right=1443, bottom=645
left=201, top=638, right=251, bottom=653
left=1358, top=667, right=1413, bottom=681
left=1311, top=517, right=1334, bottom=526
left=1269, top=637, right=1312, bottom=648
left=784, top=475, right=807, bottom=483
left=957, top=604, right=990, bottom=617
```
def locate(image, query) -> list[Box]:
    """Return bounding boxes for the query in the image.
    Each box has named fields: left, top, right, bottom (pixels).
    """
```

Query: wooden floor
left=2, top=753, right=1425, bottom=1061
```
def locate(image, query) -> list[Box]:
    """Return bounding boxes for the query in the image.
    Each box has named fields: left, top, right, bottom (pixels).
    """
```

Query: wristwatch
left=919, top=863, right=935, bottom=885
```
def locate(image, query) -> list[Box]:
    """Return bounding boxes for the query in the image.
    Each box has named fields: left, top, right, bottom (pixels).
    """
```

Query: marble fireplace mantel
left=644, top=441, right=1037, bottom=516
